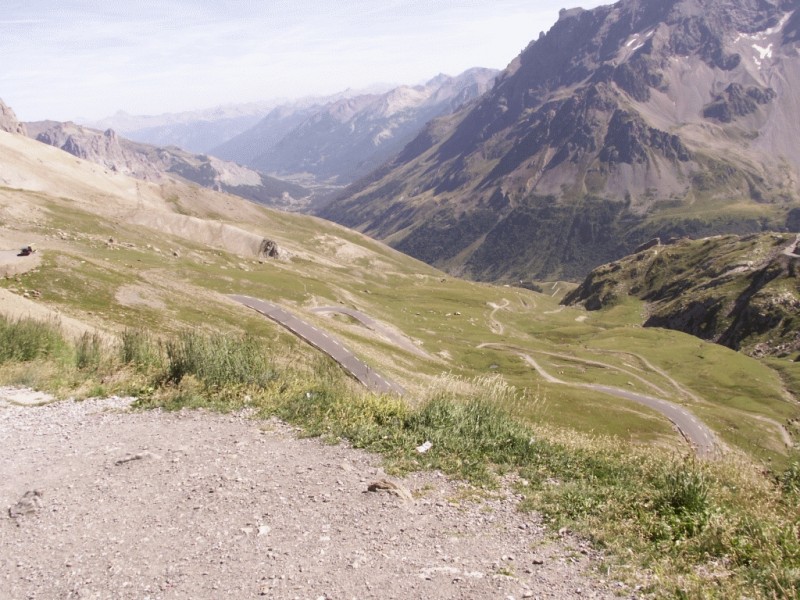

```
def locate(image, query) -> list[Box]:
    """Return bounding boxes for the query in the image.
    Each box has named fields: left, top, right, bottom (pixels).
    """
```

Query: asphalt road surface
left=309, top=306, right=427, bottom=357
left=480, top=343, right=718, bottom=458
left=230, top=295, right=406, bottom=396
left=588, top=385, right=718, bottom=459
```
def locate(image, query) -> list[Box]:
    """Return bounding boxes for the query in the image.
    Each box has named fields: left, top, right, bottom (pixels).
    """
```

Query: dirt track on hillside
left=0, top=393, right=622, bottom=599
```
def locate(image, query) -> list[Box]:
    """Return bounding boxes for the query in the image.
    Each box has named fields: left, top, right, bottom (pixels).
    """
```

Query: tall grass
left=75, top=332, right=104, bottom=371
left=120, top=328, right=163, bottom=372
left=0, top=316, right=69, bottom=363
left=164, top=330, right=276, bottom=389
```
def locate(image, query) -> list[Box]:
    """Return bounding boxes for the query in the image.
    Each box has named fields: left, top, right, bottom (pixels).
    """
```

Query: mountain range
left=87, top=102, right=278, bottom=155
left=211, top=69, right=498, bottom=186
left=319, top=0, right=800, bottom=282
left=23, top=118, right=309, bottom=209
left=87, top=90, right=391, bottom=154
left=63, top=71, right=495, bottom=208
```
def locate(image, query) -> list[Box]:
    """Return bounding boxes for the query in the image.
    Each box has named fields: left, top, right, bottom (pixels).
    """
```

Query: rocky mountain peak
left=320, top=0, right=800, bottom=282
left=30, top=121, right=151, bottom=178
left=0, top=98, right=28, bottom=136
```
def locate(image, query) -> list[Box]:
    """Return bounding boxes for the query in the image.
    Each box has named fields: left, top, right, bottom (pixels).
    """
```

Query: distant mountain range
left=87, top=102, right=280, bottom=154
left=23, top=117, right=308, bottom=209
left=319, top=0, right=800, bottom=282
left=87, top=90, right=392, bottom=155
left=212, top=69, right=497, bottom=186
left=73, top=71, right=496, bottom=200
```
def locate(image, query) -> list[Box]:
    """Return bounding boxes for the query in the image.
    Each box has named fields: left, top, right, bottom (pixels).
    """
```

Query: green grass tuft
left=163, top=331, right=277, bottom=389
left=0, top=315, right=70, bottom=364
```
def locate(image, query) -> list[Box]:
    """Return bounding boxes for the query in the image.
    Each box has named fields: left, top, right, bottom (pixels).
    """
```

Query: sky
left=2, top=0, right=607, bottom=122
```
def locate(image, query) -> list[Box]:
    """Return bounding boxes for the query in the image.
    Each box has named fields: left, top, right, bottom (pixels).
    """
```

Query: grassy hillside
left=2, top=130, right=797, bottom=458
left=2, top=130, right=800, bottom=596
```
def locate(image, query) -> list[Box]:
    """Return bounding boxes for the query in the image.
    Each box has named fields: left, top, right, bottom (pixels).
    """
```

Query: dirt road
left=1, top=394, right=618, bottom=599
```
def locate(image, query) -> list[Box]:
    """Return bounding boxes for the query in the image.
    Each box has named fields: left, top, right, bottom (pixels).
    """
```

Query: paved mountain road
left=232, top=295, right=719, bottom=456
left=309, top=306, right=427, bottom=357
left=230, top=295, right=405, bottom=396
left=479, top=343, right=719, bottom=458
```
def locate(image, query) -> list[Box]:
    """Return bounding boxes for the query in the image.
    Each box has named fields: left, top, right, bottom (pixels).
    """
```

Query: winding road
left=479, top=343, right=719, bottom=458
left=230, top=295, right=406, bottom=396
left=232, top=293, right=720, bottom=457
left=309, top=306, right=427, bottom=357
left=486, top=300, right=509, bottom=335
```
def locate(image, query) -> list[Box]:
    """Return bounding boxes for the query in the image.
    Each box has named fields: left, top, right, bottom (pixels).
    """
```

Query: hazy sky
left=2, top=1, right=607, bottom=122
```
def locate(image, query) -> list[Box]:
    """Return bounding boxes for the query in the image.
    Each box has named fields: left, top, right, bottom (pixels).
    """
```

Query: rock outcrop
left=0, top=99, right=27, bottom=136
left=563, top=233, right=800, bottom=356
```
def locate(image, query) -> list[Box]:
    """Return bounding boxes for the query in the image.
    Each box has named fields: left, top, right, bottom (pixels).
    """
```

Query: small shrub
left=653, top=460, right=712, bottom=539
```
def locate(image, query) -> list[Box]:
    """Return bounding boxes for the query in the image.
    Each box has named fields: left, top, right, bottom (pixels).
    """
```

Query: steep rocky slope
left=320, top=0, right=800, bottom=282
left=25, top=120, right=309, bottom=210
left=0, top=98, right=27, bottom=136
left=215, top=69, right=497, bottom=186
left=210, top=104, right=321, bottom=169
left=563, top=233, right=800, bottom=356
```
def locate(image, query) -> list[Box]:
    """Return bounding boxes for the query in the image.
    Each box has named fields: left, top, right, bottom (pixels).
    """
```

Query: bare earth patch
left=0, top=288, right=99, bottom=341
left=115, top=284, right=167, bottom=310
left=0, top=249, right=41, bottom=278
left=0, top=394, right=618, bottom=599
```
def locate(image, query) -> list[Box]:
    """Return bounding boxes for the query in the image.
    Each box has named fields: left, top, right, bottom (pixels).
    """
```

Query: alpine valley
left=3, top=2, right=800, bottom=596
left=319, top=0, right=800, bottom=283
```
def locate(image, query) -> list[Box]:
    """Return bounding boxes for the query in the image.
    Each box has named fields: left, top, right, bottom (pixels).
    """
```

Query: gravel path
left=0, top=393, right=622, bottom=600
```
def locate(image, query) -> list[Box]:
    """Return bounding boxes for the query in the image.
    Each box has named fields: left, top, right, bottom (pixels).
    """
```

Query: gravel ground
left=0, top=391, right=626, bottom=599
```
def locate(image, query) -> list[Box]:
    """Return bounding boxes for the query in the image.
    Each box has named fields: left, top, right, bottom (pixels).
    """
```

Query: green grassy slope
left=3, top=131, right=800, bottom=597
left=0, top=130, right=796, bottom=465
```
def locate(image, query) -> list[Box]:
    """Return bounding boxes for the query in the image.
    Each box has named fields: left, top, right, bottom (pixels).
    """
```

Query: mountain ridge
left=562, top=232, right=800, bottom=357
left=91, top=86, right=397, bottom=155
left=319, top=0, right=800, bottom=282
left=24, top=119, right=309, bottom=210
left=213, top=69, right=498, bottom=186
